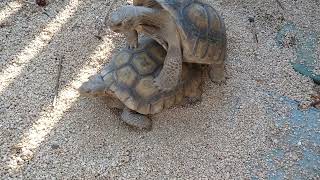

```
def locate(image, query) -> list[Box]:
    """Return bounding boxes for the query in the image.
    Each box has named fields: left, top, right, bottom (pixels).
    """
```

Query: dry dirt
left=0, top=0, right=319, bottom=179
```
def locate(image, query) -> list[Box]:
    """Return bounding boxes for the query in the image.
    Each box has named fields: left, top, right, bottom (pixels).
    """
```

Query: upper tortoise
left=78, top=38, right=203, bottom=130
left=109, top=0, right=227, bottom=91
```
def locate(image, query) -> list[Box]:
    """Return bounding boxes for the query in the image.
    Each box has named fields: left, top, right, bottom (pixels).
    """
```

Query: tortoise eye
left=115, top=22, right=122, bottom=26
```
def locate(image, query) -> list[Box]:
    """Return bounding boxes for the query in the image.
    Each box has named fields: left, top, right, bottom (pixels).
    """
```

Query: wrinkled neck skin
left=130, top=7, right=173, bottom=50
left=131, top=7, right=165, bottom=32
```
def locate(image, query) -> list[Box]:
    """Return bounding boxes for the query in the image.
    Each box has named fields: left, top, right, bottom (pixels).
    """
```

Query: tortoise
left=78, top=38, right=203, bottom=130
left=108, top=0, right=226, bottom=92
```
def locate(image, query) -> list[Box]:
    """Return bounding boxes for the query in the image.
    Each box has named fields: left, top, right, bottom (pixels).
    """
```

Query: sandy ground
left=0, top=0, right=319, bottom=179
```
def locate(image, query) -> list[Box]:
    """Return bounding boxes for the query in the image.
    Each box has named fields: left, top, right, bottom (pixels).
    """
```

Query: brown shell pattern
left=181, top=2, right=225, bottom=60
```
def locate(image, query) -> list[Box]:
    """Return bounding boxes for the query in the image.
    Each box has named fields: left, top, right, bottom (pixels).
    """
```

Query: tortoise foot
left=209, top=64, right=226, bottom=85
left=121, top=108, right=152, bottom=130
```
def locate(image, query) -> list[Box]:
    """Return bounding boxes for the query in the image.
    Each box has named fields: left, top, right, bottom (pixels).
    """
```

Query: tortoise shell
left=140, top=0, right=226, bottom=64
left=100, top=38, right=190, bottom=114
left=133, top=0, right=163, bottom=8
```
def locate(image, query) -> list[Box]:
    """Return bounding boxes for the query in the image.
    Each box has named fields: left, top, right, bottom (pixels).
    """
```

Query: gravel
left=0, top=0, right=319, bottom=179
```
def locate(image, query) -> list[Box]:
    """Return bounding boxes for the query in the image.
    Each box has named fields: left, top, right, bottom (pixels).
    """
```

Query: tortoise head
left=78, top=74, right=113, bottom=97
left=109, top=5, right=139, bottom=33
left=109, top=5, right=158, bottom=33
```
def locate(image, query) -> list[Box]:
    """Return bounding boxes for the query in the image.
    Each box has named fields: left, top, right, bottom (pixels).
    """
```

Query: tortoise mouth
left=109, top=21, right=123, bottom=32
left=110, top=26, right=121, bottom=33
left=112, top=29, right=120, bottom=33
left=78, top=84, right=91, bottom=95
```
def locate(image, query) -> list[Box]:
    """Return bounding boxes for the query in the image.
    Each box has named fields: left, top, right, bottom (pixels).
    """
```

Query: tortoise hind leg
left=121, top=107, right=152, bottom=130
left=209, top=63, right=226, bottom=84
left=209, top=43, right=227, bottom=84
left=184, top=64, right=204, bottom=104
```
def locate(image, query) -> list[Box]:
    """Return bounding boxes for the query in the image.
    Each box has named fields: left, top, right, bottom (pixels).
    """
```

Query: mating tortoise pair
left=109, top=0, right=227, bottom=91
left=79, top=0, right=226, bottom=130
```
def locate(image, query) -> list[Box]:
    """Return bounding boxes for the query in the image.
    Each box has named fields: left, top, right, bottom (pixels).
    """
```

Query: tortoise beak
left=112, top=29, right=120, bottom=33
left=109, top=23, right=122, bottom=33
left=78, top=83, right=91, bottom=95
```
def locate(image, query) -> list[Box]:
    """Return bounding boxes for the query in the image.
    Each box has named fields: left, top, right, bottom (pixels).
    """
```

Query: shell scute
left=102, top=72, right=115, bottom=88
left=135, top=76, right=159, bottom=99
left=147, top=44, right=166, bottom=64
left=116, top=66, right=138, bottom=87
left=184, top=3, right=209, bottom=32
left=114, top=51, right=131, bottom=67
left=132, top=53, right=158, bottom=75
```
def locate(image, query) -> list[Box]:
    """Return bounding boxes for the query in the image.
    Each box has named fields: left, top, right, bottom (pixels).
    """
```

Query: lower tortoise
left=78, top=38, right=203, bottom=130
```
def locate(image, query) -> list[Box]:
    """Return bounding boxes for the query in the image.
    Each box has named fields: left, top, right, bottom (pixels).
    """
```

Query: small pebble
left=51, top=144, right=60, bottom=150
left=16, top=157, right=24, bottom=165
left=36, top=0, right=48, bottom=7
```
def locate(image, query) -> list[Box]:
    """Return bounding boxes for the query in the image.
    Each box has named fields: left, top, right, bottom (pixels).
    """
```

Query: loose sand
left=0, top=0, right=319, bottom=179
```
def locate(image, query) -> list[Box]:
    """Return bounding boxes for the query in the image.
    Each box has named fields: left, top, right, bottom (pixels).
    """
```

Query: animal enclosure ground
left=0, top=0, right=319, bottom=179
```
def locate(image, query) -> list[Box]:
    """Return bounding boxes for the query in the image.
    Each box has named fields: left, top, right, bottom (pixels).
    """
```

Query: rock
left=21, top=149, right=33, bottom=160
left=36, top=0, right=48, bottom=7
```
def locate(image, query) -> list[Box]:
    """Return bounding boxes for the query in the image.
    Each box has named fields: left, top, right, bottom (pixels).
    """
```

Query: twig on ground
left=53, top=56, right=64, bottom=107
left=248, top=16, right=259, bottom=44
left=248, top=16, right=260, bottom=62
left=42, top=11, right=50, bottom=17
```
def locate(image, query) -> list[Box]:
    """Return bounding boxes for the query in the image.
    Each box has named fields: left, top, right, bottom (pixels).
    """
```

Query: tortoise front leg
left=121, top=107, right=152, bottom=130
left=154, top=44, right=183, bottom=91
left=126, top=30, right=138, bottom=49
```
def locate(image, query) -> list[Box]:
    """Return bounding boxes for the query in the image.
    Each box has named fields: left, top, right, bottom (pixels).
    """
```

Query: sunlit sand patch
left=0, top=0, right=80, bottom=94
left=0, top=1, right=23, bottom=24
left=6, top=37, right=115, bottom=172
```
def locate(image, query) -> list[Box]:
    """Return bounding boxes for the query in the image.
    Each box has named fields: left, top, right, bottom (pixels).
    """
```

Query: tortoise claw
left=127, top=42, right=138, bottom=49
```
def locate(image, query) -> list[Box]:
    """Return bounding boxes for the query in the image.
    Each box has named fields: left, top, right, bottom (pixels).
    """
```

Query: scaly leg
left=209, top=42, right=227, bottom=84
left=154, top=44, right=182, bottom=91
left=126, top=30, right=138, bottom=49
left=184, top=64, right=204, bottom=104
left=121, top=107, right=152, bottom=130
left=209, top=63, right=226, bottom=84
